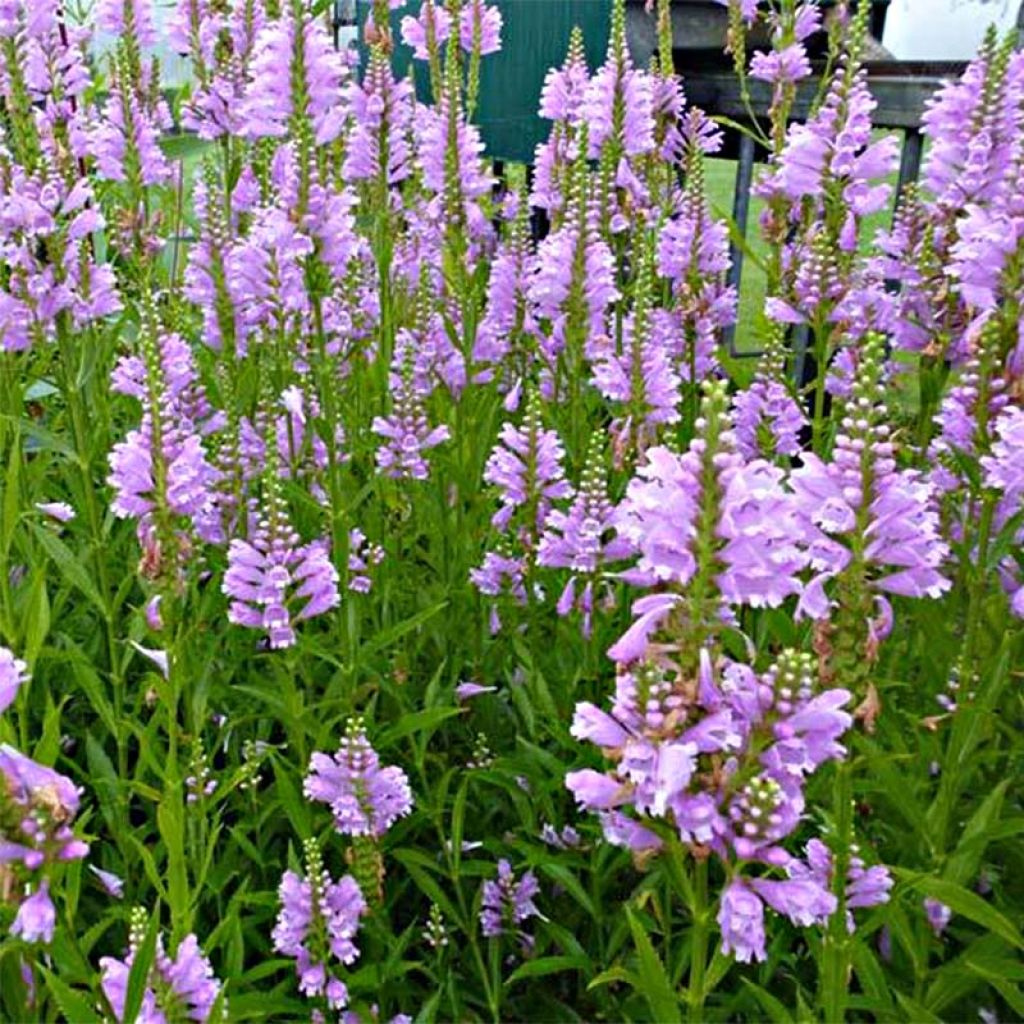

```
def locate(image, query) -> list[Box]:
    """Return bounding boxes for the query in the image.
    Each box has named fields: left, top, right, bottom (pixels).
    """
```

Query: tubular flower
left=223, top=520, right=339, bottom=650
left=344, top=50, right=415, bottom=185
left=790, top=336, right=950, bottom=649
left=0, top=646, right=29, bottom=714
left=372, top=333, right=450, bottom=482
left=107, top=325, right=223, bottom=558
left=538, top=434, right=633, bottom=634
left=238, top=0, right=346, bottom=145
left=610, top=382, right=808, bottom=665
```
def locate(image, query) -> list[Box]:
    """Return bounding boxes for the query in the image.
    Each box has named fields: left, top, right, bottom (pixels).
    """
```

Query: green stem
left=811, top=318, right=831, bottom=455
left=687, top=857, right=710, bottom=1023
left=821, top=759, right=854, bottom=1023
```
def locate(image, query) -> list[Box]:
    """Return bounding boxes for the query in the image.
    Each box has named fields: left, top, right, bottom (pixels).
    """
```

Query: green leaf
left=906, top=875, right=1024, bottom=950
left=123, top=907, right=161, bottom=1024
left=29, top=523, right=108, bottom=619
left=538, top=862, right=597, bottom=920
left=944, top=780, right=1010, bottom=887
left=158, top=789, right=190, bottom=934
left=588, top=965, right=638, bottom=991
left=377, top=707, right=462, bottom=749
left=39, top=967, right=102, bottom=1024
left=159, top=133, right=213, bottom=161
left=741, top=979, right=794, bottom=1024
left=625, top=907, right=682, bottom=1024
left=359, top=601, right=448, bottom=659
left=272, top=755, right=311, bottom=839
left=894, top=992, right=943, bottom=1023
left=20, top=571, right=50, bottom=667
left=505, top=955, right=589, bottom=985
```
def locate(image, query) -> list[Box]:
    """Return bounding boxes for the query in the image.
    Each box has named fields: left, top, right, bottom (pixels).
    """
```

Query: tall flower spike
left=272, top=839, right=365, bottom=1011
left=480, top=859, right=541, bottom=946
left=581, top=0, right=654, bottom=160
left=656, top=110, right=735, bottom=385
left=239, top=0, right=346, bottom=146
left=732, top=323, right=807, bottom=462
left=592, top=234, right=681, bottom=461
left=567, top=647, right=848, bottom=962
left=372, top=333, right=451, bottom=481
left=345, top=47, right=415, bottom=187
left=529, top=137, right=620, bottom=378
left=473, top=181, right=541, bottom=396
left=791, top=334, right=950, bottom=691
left=223, top=390, right=339, bottom=649
left=107, top=307, right=223, bottom=581
left=538, top=433, right=634, bottom=635
left=483, top=391, right=571, bottom=536
left=100, top=913, right=223, bottom=1023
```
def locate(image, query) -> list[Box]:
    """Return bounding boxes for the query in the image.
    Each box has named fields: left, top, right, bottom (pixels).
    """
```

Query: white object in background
left=882, top=0, right=1019, bottom=60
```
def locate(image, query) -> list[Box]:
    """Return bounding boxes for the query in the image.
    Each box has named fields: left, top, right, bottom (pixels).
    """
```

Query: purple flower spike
left=480, top=859, right=541, bottom=941
left=273, top=843, right=365, bottom=1010
left=304, top=719, right=413, bottom=838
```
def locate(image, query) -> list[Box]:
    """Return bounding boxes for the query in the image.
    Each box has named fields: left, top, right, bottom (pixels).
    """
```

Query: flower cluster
left=273, top=839, right=366, bottom=1011
left=304, top=719, right=413, bottom=839
left=1, top=649, right=88, bottom=946
left=100, top=909, right=223, bottom=1024
left=479, top=859, right=541, bottom=949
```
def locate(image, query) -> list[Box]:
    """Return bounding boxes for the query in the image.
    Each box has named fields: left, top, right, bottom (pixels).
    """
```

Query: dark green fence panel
left=356, top=1, right=612, bottom=164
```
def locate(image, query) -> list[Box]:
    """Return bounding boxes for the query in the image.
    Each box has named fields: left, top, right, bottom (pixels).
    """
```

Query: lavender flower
left=581, top=0, right=654, bottom=159
left=732, top=378, right=806, bottom=461
left=480, top=859, right=541, bottom=941
left=610, top=383, right=808, bottom=663
left=100, top=910, right=223, bottom=1023
left=10, top=881, right=56, bottom=943
left=304, top=719, right=413, bottom=838
left=459, top=0, right=501, bottom=56
left=372, top=336, right=451, bottom=482
left=401, top=1, right=451, bottom=59
left=224, top=516, right=339, bottom=650
left=718, top=880, right=766, bottom=963
left=0, top=744, right=88, bottom=870
left=35, top=501, right=75, bottom=523
left=925, top=897, right=952, bottom=937
left=239, top=1, right=346, bottom=145
left=787, top=837, right=892, bottom=932
left=0, top=646, right=29, bottom=714
left=568, top=648, right=852, bottom=960
left=791, top=336, right=950, bottom=638
left=538, top=433, right=632, bottom=633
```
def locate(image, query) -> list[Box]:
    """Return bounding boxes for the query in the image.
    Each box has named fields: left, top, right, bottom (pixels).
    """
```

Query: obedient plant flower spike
left=98, top=0, right=154, bottom=94
left=272, top=837, right=366, bottom=1010
left=538, top=430, right=632, bottom=636
left=423, top=0, right=446, bottom=102
left=593, top=229, right=681, bottom=464
left=0, top=8, right=43, bottom=173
